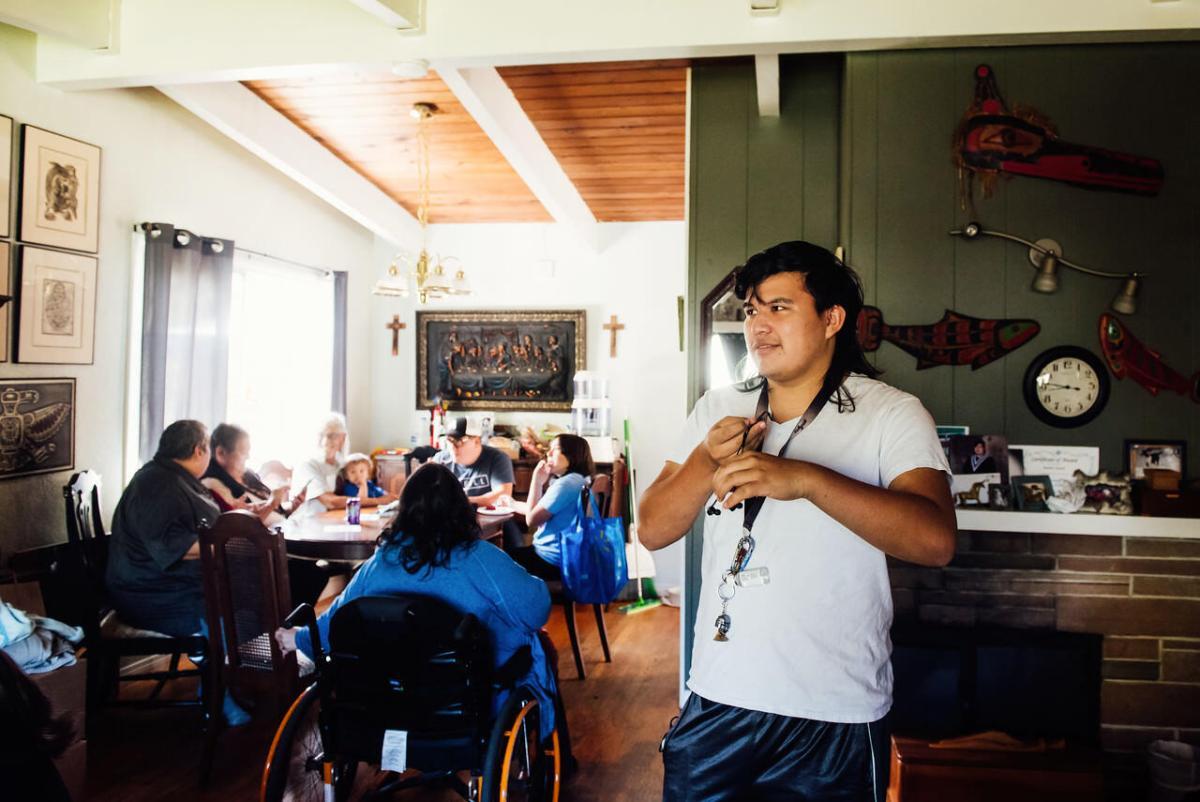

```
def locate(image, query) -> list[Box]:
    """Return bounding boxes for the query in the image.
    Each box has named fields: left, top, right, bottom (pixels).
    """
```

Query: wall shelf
left=956, top=509, right=1200, bottom=539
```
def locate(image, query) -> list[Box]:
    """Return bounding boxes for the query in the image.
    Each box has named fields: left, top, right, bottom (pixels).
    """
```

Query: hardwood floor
left=84, top=604, right=680, bottom=802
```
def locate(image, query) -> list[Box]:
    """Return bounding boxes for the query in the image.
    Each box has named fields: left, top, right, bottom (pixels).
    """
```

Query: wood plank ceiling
left=497, top=60, right=688, bottom=222
left=244, top=59, right=687, bottom=224
left=245, top=71, right=549, bottom=223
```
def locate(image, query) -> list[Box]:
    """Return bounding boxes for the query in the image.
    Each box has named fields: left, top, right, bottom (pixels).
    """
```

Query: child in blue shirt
left=336, top=453, right=397, bottom=505
left=499, top=434, right=594, bottom=580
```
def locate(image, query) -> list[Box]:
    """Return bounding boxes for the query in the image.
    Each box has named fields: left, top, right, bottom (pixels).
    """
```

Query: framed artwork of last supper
left=416, top=309, right=586, bottom=411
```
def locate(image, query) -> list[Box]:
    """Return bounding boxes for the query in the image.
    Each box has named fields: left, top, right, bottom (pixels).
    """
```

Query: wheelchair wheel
left=480, top=688, right=560, bottom=802
left=261, top=684, right=358, bottom=802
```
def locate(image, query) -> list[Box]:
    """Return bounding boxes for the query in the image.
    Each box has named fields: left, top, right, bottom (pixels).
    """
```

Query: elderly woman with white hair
left=290, top=412, right=352, bottom=518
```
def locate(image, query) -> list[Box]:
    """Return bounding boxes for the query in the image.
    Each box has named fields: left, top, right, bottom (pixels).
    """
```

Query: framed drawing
left=19, top=125, right=101, bottom=253
left=416, top=309, right=586, bottom=411
left=0, top=114, right=12, bottom=238
left=16, top=246, right=97, bottom=364
left=0, top=241, right=10, bottom=361
left=1125, top=439, right=1186, bottom=482
left=0, top=378, right=76, bottom=481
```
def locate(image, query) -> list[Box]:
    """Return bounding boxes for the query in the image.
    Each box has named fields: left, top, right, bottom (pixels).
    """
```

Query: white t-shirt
left=290, top=455, right=341, bottom=518
left=670, top=374, right=949, bottom=723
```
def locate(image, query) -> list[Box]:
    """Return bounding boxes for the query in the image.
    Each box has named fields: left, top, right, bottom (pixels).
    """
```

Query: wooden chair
left=551, top=457, right=627, bottom=680
left=199, top=510, right=308, bottom=719
left=61, top=470, right=219, bottom=780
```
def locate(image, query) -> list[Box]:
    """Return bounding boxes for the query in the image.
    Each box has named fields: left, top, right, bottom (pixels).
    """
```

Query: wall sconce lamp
left=949, top=222, right=1144, bottom=315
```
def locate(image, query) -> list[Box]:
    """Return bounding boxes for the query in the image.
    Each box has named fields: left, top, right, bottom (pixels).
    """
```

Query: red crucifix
left=386, top=314, right=407, bottom=356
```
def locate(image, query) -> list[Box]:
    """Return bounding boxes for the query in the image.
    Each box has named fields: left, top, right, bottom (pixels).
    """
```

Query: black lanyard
left=739, top=380, right=836, bottom=532
left=712, top=378, right=838, bottom=642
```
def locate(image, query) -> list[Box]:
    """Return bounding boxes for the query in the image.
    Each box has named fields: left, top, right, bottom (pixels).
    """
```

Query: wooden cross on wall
left=386, top=314, right=407, bottom=356
left=602, top=314, right=625, bottom=358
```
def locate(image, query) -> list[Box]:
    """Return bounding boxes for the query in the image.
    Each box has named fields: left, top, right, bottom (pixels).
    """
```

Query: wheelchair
left=262, top=595, right=561, bottom=802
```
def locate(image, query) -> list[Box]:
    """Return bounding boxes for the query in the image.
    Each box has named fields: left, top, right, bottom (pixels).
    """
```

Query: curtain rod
left=134, top=223, right=338, bottom=277
left=235, top=247, right=335, bottom=278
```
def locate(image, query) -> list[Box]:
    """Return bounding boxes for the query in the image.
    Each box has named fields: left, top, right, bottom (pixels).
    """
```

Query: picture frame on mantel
left=19, top=124, right=101, bottom=254
left=16, top=245, right=98, bottom=364
left=0, top=114, right=12, bottom=238
left=0, top=378, right=76, bottom=481
left=416, top=309, right=586, bottom=412
left=1125, top=439, right=1186, bottom=483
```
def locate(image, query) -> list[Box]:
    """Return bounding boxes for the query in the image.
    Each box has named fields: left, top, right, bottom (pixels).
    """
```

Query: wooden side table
left=887, top=735, right=1103, bottom=802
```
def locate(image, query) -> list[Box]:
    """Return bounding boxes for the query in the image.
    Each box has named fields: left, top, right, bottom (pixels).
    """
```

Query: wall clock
left=1022, top=346, right=1110, bottom=428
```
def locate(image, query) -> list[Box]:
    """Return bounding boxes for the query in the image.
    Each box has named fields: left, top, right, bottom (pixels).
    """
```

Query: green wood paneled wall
left=843, top=44, right=1199, bottom=475
left=683, top=43, right=1200, bottom=686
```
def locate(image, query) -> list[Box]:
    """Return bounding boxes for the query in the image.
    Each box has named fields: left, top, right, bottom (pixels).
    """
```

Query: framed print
left=0, top=114, right=12, bottom=238
left=0, top=378, right=75, bottom=480
left=19, top=125, right=101, bottom=253
left=416, top=309, right=586, bottom=411
left=1011, top=475, right=1054, bottom=512
left=987, top=482, right=1012, bottom=510
left=0, top=241, right=10, bottom=361
left=1125, top=439, right=1186, bottom=482
left=16, top=246, right=97, bottom=364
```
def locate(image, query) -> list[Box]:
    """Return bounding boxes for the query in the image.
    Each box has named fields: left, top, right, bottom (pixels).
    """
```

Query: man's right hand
left=703, top=416, right=767, bottom=467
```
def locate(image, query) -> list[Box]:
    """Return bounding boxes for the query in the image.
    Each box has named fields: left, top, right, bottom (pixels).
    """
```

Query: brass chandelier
left=373, top=102, right=470, bottom=303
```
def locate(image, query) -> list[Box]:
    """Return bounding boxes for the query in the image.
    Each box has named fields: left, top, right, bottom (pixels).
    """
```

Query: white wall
left=0, top=23, right=375, bottom=559
left=367, top=221, right=689, bottom=592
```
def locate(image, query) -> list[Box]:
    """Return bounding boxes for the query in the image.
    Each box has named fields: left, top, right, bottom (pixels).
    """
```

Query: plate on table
left=477, top=506, right=514, bottom=517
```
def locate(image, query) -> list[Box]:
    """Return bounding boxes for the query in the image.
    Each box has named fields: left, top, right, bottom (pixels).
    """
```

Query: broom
left=619, top=418, right=662, bottom=614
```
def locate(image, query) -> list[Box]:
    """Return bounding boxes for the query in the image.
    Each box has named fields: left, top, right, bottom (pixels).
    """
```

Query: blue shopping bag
left=559, top=488, right=628, bottom=604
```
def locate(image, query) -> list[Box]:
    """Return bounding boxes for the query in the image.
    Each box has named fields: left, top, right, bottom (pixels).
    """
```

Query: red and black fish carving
left=1098, top=314, right=1199, bottom=403
left=856, top=307, right=1040, bottom=370
left=955, top=64, right=1164, bottom=200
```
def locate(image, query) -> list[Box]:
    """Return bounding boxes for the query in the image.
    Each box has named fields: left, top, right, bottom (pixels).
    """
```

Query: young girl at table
left=335, top=453, right=396, bottom=507
left=498, top=434, right=593, bottom=581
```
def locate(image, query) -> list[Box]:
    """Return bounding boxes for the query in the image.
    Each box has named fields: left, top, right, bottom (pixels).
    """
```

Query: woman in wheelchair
left=268, top=462, right=571, bottom=801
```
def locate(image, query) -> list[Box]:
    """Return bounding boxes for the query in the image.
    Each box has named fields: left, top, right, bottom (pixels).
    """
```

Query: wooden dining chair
left=61, top=470, right=218, bottom=780
left=551, top=458, right=627, bottom=680
left=199, top=511, right=309, bottom=721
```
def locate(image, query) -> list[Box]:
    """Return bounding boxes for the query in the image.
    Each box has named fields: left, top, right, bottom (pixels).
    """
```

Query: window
left=226, top=253, right=334, bottom=469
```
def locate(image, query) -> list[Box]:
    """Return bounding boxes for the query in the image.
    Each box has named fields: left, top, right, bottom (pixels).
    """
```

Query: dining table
left=281, top=505, right=515, bottom=561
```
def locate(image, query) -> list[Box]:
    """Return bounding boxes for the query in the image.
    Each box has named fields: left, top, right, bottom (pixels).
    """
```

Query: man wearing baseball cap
left=433, top=417, right=516, bottom=515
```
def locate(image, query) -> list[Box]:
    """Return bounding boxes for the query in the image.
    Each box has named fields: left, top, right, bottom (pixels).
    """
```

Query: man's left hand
left=712, top=452, right=812, bottom=509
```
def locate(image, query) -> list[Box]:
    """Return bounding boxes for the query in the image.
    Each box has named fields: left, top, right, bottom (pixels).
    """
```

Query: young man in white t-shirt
left=639, top=241, right=957, bottom=801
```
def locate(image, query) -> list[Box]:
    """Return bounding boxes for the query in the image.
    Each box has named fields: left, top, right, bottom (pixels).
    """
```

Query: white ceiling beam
left=155, top=82, right=420, bottom=248
left=344, top=0, right=421, bottom=30
left=754, top=54, right=780, bottom=117
left=0, top=0, right=118, bottom=50
left=435, top=64, right=598, bottom=248
left=33, top=0, right=1200, bottom=90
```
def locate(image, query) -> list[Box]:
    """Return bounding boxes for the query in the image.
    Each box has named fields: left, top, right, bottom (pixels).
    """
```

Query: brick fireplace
left=889, top=529, right=1200, bottom=794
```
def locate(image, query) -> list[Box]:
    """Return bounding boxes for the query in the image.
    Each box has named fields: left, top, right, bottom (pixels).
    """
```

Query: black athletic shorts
left=660, top=694, right=889, bottom=802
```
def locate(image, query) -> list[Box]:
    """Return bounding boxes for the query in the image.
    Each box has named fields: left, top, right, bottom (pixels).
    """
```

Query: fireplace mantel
left=956, top=509, right=1200, bottom=539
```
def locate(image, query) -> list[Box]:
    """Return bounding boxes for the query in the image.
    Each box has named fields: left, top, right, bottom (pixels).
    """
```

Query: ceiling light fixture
left=950, top=222, right=1145, bottom=315
left=373, top=102, right=471, bottom=304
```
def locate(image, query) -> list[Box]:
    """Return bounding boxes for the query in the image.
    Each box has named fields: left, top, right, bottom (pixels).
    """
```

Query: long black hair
left=378, top=463, right=481, bottom=573
left=733, top=240, right=879, bottom=411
